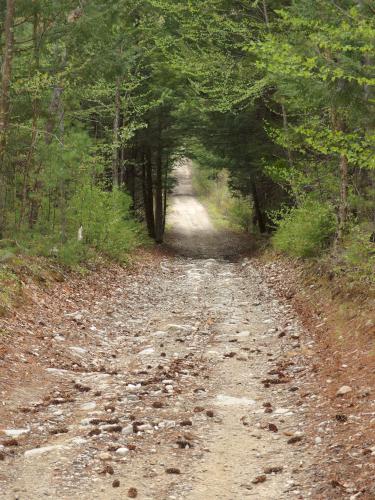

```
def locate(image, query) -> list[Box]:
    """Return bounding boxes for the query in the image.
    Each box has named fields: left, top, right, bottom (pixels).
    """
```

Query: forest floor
left=0, top=162, right=374, bottom=500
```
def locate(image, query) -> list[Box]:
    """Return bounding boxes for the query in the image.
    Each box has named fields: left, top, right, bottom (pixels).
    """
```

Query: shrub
left=227, top=198, right=253, bottom=232
left=67, top=185, right=146, bottom=263
left=272, top=200, right=336, bottom=258
left=341, top=225, right=375, bottom=283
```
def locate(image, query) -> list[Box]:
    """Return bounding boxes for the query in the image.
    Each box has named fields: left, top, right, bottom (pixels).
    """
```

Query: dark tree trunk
left=154, top=145, right=164, bottom=243
left=112, top=78, right=121, bottom=188
left=142, top=148, right=155, bottom=238
left=163, top=163, right=168, bottom=232
left=251, top=180, right=266, bottom=233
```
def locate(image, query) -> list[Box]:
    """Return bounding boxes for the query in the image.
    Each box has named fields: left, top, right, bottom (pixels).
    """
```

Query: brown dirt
left=255, top=256, right=375, bottom=499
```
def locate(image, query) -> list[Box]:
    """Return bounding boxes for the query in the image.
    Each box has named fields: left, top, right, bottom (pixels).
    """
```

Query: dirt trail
left=0, top=161, right=315, bottom=499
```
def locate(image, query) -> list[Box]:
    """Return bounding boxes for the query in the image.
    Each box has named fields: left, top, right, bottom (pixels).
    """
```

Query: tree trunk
left=154, top=145, right=164, bottom=244
left=262, top=0, right=270, bottom=28
left=58, top=98, right=67, bottom=243
left=281, top=103, right=293, bottom=166
left=19, top=12, right=40, bottom=230
left=45, top=86, right=64, bottom=145
left=112, top=78, right=121, bottom=189
left=0, top=0, right=15, bottom=158
left=163, top=162, right=168, bottom=233
left=251, top=180, right=266, bottom=233
left=143, top=148, right=155, bottom=238
left=331, top=110, right=349, bottom=241
left=338, top=153, right=349, bottom=240
left=0, top=0, right=16, bottom=236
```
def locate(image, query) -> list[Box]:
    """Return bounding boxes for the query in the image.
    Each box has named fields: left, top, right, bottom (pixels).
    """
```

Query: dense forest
left=0, top=0, right=374, bottom=275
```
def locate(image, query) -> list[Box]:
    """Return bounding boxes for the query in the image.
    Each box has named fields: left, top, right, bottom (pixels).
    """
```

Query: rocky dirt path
left=0, top=162, right=317, bottom=499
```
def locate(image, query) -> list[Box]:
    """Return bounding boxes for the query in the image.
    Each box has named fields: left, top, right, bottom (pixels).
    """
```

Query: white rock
left=24, top=445, right=66, bottom=458
left=237, top=331, right=250, bottom=338
left=138, top=424, right=153, bottom=431
left=115, top=447, right=129, bottom=456
left=4, top=429, right=30, bottom=437
left=315, top=436, right=322, bottom=445
left=336, top=385, right=352, bottom=396
left=138, top=348, right=155, bottom=356
left=80, top=402, right=96, bottom=411
left=122, top=425, right=133, bottom=435
left=69, top=346, right=87, bottom=356
left=274, top=408, right=292, bottom=415
left=152, top=331, right=166, bottom=338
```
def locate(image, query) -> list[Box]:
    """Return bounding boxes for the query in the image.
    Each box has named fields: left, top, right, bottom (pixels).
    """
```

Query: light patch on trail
left=215, top=394, right=256, bottom=406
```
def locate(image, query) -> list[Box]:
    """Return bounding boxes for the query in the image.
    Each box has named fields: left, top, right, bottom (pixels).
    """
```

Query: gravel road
left=0, top=161, right=315, bottom=499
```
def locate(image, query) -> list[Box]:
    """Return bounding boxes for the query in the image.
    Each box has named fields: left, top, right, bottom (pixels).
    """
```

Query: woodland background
left=0, top=0, right=373, bottom=281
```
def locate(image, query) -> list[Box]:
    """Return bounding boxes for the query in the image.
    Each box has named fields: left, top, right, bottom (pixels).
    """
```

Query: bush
left=272, top=200, right=336, bottom=258
left=68, top=185, right=145, bottom=262
left=341, top=225, right=375, bottom=283
left=19, top=186, right=147, bottom=267
left=227, top=198, right=253, bottom=232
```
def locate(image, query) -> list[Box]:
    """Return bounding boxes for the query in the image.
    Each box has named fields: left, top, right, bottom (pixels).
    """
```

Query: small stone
left=98, top=452, right=112, bottom=461
left=112, top=479, right=120, bottom=488
left=88, top=428, right=101, bottom=437
left=116, top=447, right=129, bottom=456
left=139, top=348, right=155, bottom=356
left=80, top=402, right=96, bottom=411
left=252, top=475, right=267, bottom=484
left=128, top=487, right=138, bottom=498
left=287, top=436, right=302, bottom=445
left=166, top=468, right=181, bottom=474
left=137, top=424, right=152, bottom=431
left=180, top=420, right=192, bottom=427
left=2, top=439, right=18, bottom=447
left=264, top=466, right=283, bottom=474
left=122, top=425, right=133, bottom=435
left=100, top=465, right=114, bottom=475
left=193, top=406, right=205, bottom=413
left=336, top=386, right=352, bottom=397
left=101, top=424, right=123, bottom=433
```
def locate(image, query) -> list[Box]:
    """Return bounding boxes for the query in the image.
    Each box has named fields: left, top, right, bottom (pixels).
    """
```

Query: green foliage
left=272, top=200, right=336, bottom=258
left=192, top=163, right=253, bottom=232
left=69, top=187, right=146, bottom=262
left=341, top=225, right=375, bottom=283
